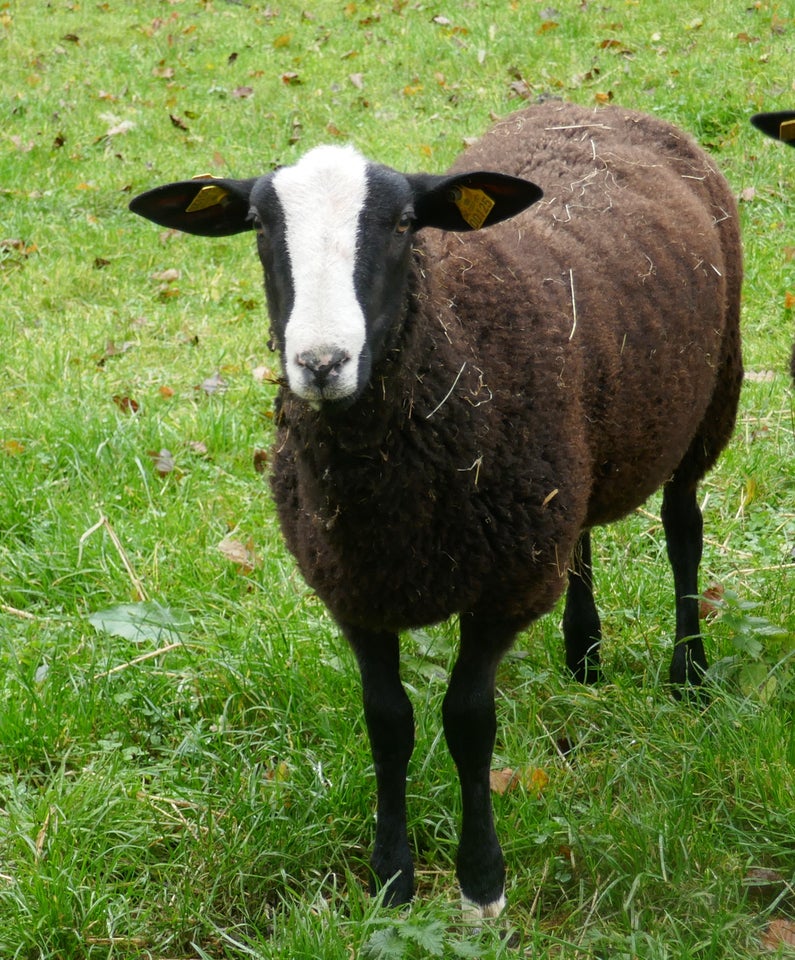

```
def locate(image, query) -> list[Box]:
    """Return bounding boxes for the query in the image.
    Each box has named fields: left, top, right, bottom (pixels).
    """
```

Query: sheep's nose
left=295, top=348, right=351, bottom=389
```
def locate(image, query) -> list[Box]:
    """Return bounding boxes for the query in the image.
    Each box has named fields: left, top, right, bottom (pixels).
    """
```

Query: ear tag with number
left=452, top=186, right=496, bottom=230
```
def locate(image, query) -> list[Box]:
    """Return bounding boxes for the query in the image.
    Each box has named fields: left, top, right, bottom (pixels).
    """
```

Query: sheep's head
left=129, top=146, right=542, bottom=409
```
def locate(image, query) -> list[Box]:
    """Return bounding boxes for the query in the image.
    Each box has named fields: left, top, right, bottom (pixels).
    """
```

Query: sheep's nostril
left=296, top=349, right=351, bottom=388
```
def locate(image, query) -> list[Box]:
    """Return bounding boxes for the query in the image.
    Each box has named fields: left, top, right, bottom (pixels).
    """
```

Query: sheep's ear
left=129, top=177, right=260, bottom=236
left=751, top=111, right=795, bottom=146
left=409, top=171, right=543, bottom=232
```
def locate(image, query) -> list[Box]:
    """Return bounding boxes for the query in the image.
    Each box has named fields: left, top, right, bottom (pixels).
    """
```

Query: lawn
left=1, top=1, right=794, bottom=957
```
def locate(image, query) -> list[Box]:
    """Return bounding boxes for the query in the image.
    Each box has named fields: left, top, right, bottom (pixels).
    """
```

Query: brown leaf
left=2, top=439, right=25, bottom=456
left=281, top=72, right=301, bottom=85
left=152, top=63, right=175, bottom=80
left=785, top=291, right=795, bottom=310
left=169, top=114, right=189, bottom=131
left=253, top=448, right=269, bottom=474
left=150, top=268, right=180, bottom=283
left=739, top=186, right=756, bottom=203
left=217, top=537, right=260, bottom=572
left=490, top=766, right=549, bottom=796
left=761, top=919, right=795, bottom=951
left=700, top=583, right=724, bottom=621
left=112, top=395, right=140, bottom=415
left=93, top=257, right=111, bottom=270
left=490, top=768, right=518, bottom=795
left=232, top=86, right=254, bottom=99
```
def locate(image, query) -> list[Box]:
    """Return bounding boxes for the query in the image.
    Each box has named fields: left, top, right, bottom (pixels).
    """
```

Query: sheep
left=751, top=111, right=795, bottom=148
left=751, top=111, right=795, bottom=378
left=129, top=100, right=743, bottom=918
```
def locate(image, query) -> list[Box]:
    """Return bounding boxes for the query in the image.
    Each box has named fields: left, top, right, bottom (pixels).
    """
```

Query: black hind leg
left=563, top=531, right=603, bottom=683
left=660, top=477, right=708, bottom=689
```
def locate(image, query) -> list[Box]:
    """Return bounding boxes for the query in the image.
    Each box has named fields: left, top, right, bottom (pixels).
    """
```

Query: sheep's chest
left=270, top=409, right=504, bottom=631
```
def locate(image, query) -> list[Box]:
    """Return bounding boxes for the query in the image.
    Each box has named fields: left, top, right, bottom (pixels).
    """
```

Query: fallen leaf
left=188, top=440, right=208, bottom=456
left=699, top=583, right=724, bottom=620
left=88, top=601, right=192, bottom=644
left=105, top=119, right=135, bottom=137
left=785, top=291, right=795, bottom=310
left=266, top=760, right=290, bottom=782
left=761, top=919, right=795, bottom=951
left=217, top=537, right=260, bottom=572
left=253, top=448, right=269, bottom=474
left=739, top=186, right=756, bottom=203
left=170, top=114, right=189, bottom=131
left=490, top=766, right=549, bottom=796
left=104, top=339, right=135, bottom=358
left=94, top=257, right=111, bottom=269
left=2, top=439, right=25, bottom=456
left=281, top=71, right=301, bottom=85
left=152, top=63, right=175, bottom=80
left=150, top=268, right=180, bottom=283
left=197, top=371, right=228, bottom=396
left=148, top=448, right=176, bottom=476
left=158, top=385, right=175, bottom=398
left=490, top=768, right=518, bottom=795
left=232, top=86, right=254, bottom=98
left=112, top=395, right=140, bottom=415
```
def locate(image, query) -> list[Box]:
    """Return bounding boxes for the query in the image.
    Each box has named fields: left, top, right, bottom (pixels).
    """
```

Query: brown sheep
left=130, top=100, right=743, bottom=917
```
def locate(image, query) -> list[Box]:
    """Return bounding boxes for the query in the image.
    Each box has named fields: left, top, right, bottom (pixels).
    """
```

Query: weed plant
left=0, top=1, right=794, bottom=957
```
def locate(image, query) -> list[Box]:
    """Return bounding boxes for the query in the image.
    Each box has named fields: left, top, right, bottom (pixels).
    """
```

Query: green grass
left=1, top=0, right=794, bottom=956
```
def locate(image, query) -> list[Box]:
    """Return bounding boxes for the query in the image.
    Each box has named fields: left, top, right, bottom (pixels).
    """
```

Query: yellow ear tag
left=780, top=119, right=795, bottom=142
left=454, top=186, right=495, bottom=230
left=186, top=184, right=229, bottom=213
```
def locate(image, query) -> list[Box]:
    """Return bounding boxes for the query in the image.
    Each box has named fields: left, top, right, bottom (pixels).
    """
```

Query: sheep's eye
left=249, top=211, right=265, bottom=236
left=395, top=211, right=413, bottom=235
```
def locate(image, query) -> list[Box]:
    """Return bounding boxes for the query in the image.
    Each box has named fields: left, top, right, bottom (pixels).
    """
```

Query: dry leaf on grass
left=490, top=766, right=549, bottom=796
left=762, top=918, right=795, bottom=952
left=217, top=537, right=260, bottom=573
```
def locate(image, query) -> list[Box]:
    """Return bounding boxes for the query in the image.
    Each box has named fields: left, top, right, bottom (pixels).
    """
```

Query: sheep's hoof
left=461, top=891, right=506, bottom=921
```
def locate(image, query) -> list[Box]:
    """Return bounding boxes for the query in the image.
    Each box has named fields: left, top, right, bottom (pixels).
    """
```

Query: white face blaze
left=273, top=144, right=369, bottom=403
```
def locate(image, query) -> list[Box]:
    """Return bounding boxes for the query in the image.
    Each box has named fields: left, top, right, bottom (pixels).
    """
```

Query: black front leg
left=442, top=610, right=518, bottom=917
left=661, top=478, right=708, bottom=689
left=344, top=625, right=415, bottom=906
left=562, top=531, right=603, bottom=683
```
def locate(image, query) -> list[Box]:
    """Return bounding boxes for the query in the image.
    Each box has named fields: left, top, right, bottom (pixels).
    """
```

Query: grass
left=1, top=0, right=794, bottom=956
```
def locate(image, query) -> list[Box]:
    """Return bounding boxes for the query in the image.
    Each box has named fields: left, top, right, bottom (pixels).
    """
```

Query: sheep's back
left=440, top=100, right=741, bottom=528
